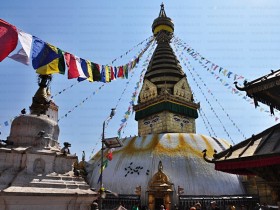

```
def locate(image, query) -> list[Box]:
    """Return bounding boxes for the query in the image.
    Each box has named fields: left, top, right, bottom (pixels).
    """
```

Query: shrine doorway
left=147, top=161, right=173, bottom=210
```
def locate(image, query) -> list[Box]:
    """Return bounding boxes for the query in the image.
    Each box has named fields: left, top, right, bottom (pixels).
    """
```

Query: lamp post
left=99, top=108, right=116, bottom=210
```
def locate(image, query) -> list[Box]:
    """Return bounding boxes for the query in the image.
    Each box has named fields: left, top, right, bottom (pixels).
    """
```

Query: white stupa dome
left=89, top=133, right=244, bottom=203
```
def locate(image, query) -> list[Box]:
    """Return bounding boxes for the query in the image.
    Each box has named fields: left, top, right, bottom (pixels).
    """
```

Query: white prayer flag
left=9, top=30, right=32, bottom=65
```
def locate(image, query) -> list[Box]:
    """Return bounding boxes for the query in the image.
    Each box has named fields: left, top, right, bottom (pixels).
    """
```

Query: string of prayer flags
left=181, top=55, right=236, bottom=144
left=97, top=148, right=115, bottom=183
left=172, top=35, right=247, bottom=85
left=172, top=42, right=247, bottom=140
left=117, top=41, right=156, bottom=138
left=0, top=19, right=18, bottom=62
left=0, top=37, right=154, bottom=134
left=172, top=40, right=280, bottom=123
left=58, top=83, right=105, bottom=122
left=111, top=36, right=153, bottom=64
left=0, top=18, right=154, bottom=86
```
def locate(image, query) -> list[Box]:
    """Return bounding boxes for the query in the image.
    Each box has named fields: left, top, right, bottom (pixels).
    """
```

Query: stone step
left=32, top=178, right=88, bottom=185
left=44, top=175, right=84, bottom=182
left=28, top=181, right=90, bottom=190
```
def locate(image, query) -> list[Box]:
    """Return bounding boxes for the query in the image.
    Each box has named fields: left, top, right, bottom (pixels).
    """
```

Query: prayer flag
left=18, top=30, right=32, bottom=59
left=36, top=47, right=65, bottom=75
left=101, top=65, right=106, bottom=83
left=9, top=30, right=32, bottom=65
left=32, top=37, right=60, bottom=69
left=64, top=52, right=80, bottom=79
left=91, top=62, right=101, bottom=81
left=0, top=19, right=18, bottom=62
left=9, top=48, right=29, bottom=65
left=86, top=60, right=93, bottom=82
left=114, top=66, right=118, bottom=78
left=57, top=49, right=66, bottom=75
left=110, top=66, right=115, bottom=81
left=76, top=57, right=88, bottom=81
left=97, top=174, right=101, bottom=183
left=105, top=65, right=110, bottom=82
left=227, top=71, right=233, bottom=78
left=118, top=66, right=124, bottom=78
left=106, top=150, right=113, bottom=161
left=124, top=64, right=128, bottom=78
left=80, top=58, right=89, bottom=77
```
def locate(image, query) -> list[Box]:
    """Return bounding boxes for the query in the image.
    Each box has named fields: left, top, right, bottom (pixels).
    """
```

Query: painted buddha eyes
left=182, top=118, right=189, bottom=124
left=144, top=121, right=150, bottom=125
left=173, top=115, right=180, bottom=122
left=173, top=115, right=189, bottom=124
left=143, top=115, right=159, bottom=125
left=152, top=115, right=159, bottom=123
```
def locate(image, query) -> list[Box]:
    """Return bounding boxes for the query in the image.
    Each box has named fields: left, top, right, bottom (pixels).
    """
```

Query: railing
left=178, top=194, right=260, bottom=210
left=100, top=194, right=141, bottom=210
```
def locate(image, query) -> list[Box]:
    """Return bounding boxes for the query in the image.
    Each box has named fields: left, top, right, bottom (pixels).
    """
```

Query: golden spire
left=152, top=3, right=174, bottom=37
left=159, top=3, right=167, bottom=17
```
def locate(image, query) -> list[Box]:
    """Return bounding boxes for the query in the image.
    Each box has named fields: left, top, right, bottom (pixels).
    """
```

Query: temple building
left=0, top=75, right=96, bottom=210
left=88, top=5, right=256, bottom=210
left=203, top=70, right=280, bottom=207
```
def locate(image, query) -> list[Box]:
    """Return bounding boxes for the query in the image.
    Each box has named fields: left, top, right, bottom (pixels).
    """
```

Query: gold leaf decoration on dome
left=114, top=134, right=217, bottom=159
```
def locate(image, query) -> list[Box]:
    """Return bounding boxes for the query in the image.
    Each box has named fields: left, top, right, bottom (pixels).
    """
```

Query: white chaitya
left=88, top=133, right=244, bottom=208
left=0, top=75, right=96, bottom=210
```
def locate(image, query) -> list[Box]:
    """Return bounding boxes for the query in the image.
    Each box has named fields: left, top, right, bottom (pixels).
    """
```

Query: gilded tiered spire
left=133, top=4, right=199, bottom=136
left=152, top=3, right=174, bottom=40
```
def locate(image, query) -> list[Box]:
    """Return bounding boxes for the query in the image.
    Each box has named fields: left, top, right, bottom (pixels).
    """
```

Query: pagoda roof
left=204, top=123, right=280, bottom=182
left=235, top=69, right=280, bottom=112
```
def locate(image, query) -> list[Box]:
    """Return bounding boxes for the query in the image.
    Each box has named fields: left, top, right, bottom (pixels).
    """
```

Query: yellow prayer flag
left=86, top=60, right=93, bottom=82
left=36, top=57, right=60, bottom=75
left=105, top=65, right=110, bottom=82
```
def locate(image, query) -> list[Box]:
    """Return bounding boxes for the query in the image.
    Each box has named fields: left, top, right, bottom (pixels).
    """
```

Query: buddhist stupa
left=88, top=4, right=245, bottom=210
left=0, top=75, right=96, bottom=210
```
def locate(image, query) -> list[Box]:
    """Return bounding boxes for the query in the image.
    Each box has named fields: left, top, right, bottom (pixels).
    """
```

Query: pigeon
left=21, top=108, right=26, bottom=115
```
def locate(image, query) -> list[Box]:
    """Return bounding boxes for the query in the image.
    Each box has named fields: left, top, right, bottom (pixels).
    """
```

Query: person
left=61, top=142, right=71, bottom=155
left=210, top=201, right=220, bottom=210
left=254, top=203, right=261, bottom=210
left=190, top=207, right=196, bottom=210
left=132, top=203, right=139, bottom=210
left=92, top=202, right=99, bottom=210
left=230, top=205, right=236, bottom=210
left=240, top=205, right=247, bottom=210
left=160, top=205, right=165, bottom=210
left=116, top=205, right=127, bottom=210
left=195, top=202, right=201, bottom=210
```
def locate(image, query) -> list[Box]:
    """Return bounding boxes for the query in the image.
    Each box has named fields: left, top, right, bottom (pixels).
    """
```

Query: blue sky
left=1, top=0, right=280, bottom=160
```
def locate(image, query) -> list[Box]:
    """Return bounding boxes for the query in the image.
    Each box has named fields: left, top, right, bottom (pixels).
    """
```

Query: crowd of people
left=91, top=201, right=273, bottom=210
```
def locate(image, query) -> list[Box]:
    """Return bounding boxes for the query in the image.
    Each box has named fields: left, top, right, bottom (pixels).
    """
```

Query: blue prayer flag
left=32, top=37, right=60, bottom=69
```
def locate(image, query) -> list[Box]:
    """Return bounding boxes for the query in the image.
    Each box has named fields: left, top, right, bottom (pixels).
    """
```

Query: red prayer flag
left=64, top=52, right=79, bottom=79
left=0, top=19, right=18, bottom=62
left=118, top=66, right=124, bottom=78
left=110, top=66, right=115, bottom=80
left=106, top=151, right=113, bottom=161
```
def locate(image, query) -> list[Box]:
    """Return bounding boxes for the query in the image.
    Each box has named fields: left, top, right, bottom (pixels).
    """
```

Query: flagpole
left=99, top=108, right=116, bottom=210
